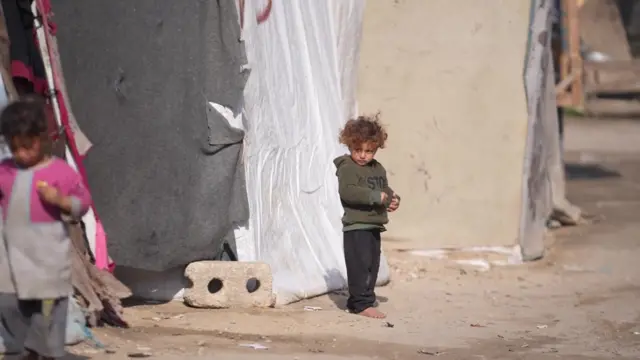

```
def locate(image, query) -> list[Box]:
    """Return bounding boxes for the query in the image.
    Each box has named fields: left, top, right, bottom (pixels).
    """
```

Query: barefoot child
left=334, top=114, right=400, bottom=319
left=0, top=96, right=91, bottom=359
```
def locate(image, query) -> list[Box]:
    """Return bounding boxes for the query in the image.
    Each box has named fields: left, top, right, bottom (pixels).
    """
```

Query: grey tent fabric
left=51, top=0, right=249, bottom=270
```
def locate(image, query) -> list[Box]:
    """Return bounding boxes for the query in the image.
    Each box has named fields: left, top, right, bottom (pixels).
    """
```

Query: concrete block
left=183, top=261, right=274, bottom=308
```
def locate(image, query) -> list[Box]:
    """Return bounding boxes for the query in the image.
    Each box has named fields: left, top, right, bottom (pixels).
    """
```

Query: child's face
left=9, top=136, right=44, bottom=168
left=350, top=141, right=378, bottom=166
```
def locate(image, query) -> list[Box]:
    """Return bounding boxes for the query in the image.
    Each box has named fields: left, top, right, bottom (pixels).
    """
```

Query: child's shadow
left=324, top=269, right=388, bottom=310
left=5, top=353, right=89, bottom=360
left=62, top=353, right=91, bottom=360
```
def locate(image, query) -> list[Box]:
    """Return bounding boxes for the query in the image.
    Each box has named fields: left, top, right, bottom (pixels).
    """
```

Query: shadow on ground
left=322, top=268, right=390, bottom=311
left=565, top=163, right=621, bottom=180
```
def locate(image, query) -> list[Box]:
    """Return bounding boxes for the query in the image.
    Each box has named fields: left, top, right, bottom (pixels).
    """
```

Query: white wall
left=357, top=0, right=531, bottom=249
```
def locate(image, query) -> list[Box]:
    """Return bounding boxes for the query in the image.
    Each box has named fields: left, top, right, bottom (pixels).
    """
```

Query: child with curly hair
left=0, top=96, right=92, bottom=360
left=334, top=113, right=400, bottom=319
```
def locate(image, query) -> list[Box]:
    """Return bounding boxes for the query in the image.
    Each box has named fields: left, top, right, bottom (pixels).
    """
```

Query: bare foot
left=357, top=307, right=386, bottom=319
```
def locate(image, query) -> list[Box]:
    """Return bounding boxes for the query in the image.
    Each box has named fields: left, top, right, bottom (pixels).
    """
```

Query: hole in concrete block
left=246, top=277, right=261, bottom=293
left=207, top=278, right=223, bottom=294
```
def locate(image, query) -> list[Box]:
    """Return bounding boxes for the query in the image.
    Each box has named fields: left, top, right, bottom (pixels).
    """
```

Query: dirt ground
left=66, top=116, right=640, bottom=359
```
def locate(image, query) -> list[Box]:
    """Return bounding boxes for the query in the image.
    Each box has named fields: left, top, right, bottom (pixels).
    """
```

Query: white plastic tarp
left=238, top=0, right=390, bottom=305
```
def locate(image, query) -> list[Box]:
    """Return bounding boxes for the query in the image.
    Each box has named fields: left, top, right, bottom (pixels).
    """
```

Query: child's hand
left=380, top=192, right=388, bottom=204
left=36, top=181, right=62, bottom=206
left=387, top=194, right=400, bottom=212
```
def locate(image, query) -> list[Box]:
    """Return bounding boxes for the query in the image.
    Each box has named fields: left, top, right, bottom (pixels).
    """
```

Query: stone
left=183, top=261, right=275, bottom=308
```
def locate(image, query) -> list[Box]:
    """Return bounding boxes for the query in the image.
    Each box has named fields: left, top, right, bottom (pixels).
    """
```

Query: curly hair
left=0, top=95, right=48, bottom=141
left=338, top=113, right=388, bottom=149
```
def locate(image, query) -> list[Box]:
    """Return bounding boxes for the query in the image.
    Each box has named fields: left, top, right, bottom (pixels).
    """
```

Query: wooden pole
left=560, top=0, right=584, bottom=109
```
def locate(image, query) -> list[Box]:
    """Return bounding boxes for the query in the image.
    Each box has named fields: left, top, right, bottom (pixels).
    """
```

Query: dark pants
left=0, top=295, right=68, bottom=358
left=343, top=229, right=381, bottom=313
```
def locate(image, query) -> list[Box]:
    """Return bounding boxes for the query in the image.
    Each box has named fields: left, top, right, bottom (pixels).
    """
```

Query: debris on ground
left=239, top=343, right=269, bottom=350
left=418, top=349, right=444, bottom=356
left=127, top=348, right=152, bottom=358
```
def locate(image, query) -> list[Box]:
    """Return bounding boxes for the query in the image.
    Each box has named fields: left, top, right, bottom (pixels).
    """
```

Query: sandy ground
left=59, top=116, right=640, bottom=359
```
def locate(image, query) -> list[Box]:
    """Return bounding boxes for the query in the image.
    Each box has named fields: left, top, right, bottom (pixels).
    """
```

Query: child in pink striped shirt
left=0, top=96, right=91, bottom=360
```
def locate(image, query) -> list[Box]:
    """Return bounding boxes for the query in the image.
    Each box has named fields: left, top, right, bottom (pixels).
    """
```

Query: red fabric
left=10, top=60, right=48, bottom=95
left=40, top=0, right=57, bottom=35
